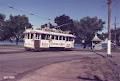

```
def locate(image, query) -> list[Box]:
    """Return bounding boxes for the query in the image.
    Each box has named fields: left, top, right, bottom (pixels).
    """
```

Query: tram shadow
left=26, top=48, right=74, bottom=52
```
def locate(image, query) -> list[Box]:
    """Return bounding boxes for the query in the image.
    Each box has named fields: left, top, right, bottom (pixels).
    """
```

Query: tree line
left=43, top=14, right=106, bottom=44
left=0, top=13, right=32, bottom=44
left=0, top=13, right=120, bottom=45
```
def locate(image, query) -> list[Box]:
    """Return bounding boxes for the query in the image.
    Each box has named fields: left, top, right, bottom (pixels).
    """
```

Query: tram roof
left=24, top=29, right=75, bottom=38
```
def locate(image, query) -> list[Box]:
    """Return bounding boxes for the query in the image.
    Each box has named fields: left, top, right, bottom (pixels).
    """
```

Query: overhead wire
left=6, top=4, right=55, bottom=26
left=7, top=5, right=49, bottom=20
left=0, top=0, right=51, bottom=21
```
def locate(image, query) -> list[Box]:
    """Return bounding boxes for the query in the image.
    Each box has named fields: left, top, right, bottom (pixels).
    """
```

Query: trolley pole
left=107, top=0, right=112, bottom=56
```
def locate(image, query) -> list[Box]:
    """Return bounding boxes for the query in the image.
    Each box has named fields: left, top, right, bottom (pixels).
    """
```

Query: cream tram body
left=24, top=28, right=75, bottom=51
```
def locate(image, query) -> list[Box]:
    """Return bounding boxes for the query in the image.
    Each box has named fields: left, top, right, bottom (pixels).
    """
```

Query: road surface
left=0, top=46, right=95, bottom=80
left=0, top=46, right=120, bottom=81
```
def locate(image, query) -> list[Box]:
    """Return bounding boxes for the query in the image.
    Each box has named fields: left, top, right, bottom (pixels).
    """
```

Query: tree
left=54, top=15, right=105, bottom=44
left=41, top=23, right=48, bottom=28
left=111, top=28, right=120, bottom=45
left=54, top=14, right=74, bottom=32
left=0, top=13, right=5, bottom=23
left=41, top=23, right=55, bottom=29
left=5, top=15, right=32, bottom=44
left=116, top=28, right=120, bottom=45
left=78, top=16, right=105, bottom=41
left=0, top=13, right=6, bottom=40
left=73, top=20, right=83, bottom=42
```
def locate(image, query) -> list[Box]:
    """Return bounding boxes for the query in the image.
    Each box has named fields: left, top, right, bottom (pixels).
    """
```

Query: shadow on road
left=0, top=50, right=26, bottom=54
left=77, top=75, right=103, bottom=81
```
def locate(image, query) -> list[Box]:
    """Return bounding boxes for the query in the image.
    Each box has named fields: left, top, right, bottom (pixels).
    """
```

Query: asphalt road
left=0, top=46, right=120, bottom=81
left=0, top=46, right=96, bottom=81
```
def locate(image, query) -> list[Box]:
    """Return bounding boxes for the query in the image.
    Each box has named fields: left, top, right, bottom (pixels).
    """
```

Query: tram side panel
left=40, top=40, right=49, bottom=48
left=65, top=41, right=74, bottom=49
left=65, top=37, right=75, bottom=49
left=24, top=39, right=35, bottom=49
left=49, top=40, right=65, bottom=48
left=24, top=39, right=49, bottom=49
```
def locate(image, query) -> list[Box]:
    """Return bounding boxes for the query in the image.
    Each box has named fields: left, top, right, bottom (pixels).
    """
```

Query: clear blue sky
left=0, top=0, right=120, bottom=31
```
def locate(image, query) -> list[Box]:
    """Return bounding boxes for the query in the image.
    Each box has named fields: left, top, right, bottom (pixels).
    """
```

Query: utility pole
left=114, top=17, right=117, bottom=46
left=107, top=0, right=112, bottom=56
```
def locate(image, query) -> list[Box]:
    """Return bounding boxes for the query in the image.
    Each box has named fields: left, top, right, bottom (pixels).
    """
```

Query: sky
left=0, top=0, right=120, bottom=32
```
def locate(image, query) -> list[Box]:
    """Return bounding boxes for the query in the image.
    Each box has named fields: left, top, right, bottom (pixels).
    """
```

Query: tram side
left=24, top=30, right=75, bottom=51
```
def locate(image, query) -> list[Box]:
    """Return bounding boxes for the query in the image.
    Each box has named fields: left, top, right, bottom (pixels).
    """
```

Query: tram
left=24, top=27, right=75, bottom=51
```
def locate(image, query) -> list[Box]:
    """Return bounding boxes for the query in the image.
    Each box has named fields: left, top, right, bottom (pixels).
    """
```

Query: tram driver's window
left=71, top=37, right=74, bottom=41
left=66, top=37, right=69, bottom=41
left=69, top=37, right=71, bottom=41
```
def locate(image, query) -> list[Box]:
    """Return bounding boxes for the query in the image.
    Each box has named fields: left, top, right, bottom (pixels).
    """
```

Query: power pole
left=107, top=0, right=112, bottom=56
left=114, top=17, right=117, bottom=46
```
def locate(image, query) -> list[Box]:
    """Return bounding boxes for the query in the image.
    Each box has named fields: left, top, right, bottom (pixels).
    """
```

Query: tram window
left=45, top=34, right=50, bottom=40
left=72, top=38, right=74, bottom=41
left=51, top=35, right=54, bottom=39
left=41, top=34, right=46, bottom=39
left=31, top=33, right=33, bottom=39
left=63, top=36, right=65, bottom=40
left=66, top=37, right=69, bottom=41
left=71, top=37, right=74, bottom=41
left=35, top=33, right=40, bottom=39
left=56, top=36, right=59, bottom=40
left=28, top=33, right=30, bottom=39
left=26, top=33, right=29, bottom=39
left=69, top=37, right=71, bottom=41
left=25, top=34, right=27, bottom=38
left=55, top=36, right=58, bottom=40
left=69, top=37, right=73, bottom=41
left=59, top=36, right=62, bottom=40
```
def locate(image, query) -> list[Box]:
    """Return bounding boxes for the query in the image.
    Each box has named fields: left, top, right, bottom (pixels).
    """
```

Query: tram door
left=34, top=33, right=40, bottom=49
left=34, top=40, right=40, bottom=49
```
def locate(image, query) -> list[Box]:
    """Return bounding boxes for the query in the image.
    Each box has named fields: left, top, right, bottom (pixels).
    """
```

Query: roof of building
left=92, top=34, right=102, bottom=41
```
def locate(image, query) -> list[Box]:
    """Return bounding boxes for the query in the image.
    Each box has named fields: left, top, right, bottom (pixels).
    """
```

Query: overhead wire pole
left=107, top=0, right=112, bottom=56
left=114, top=17, right=117, bottom=46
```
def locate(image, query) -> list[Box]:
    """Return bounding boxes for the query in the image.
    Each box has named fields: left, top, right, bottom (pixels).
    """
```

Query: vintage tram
left=24, top=28, right=75, bottom=51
